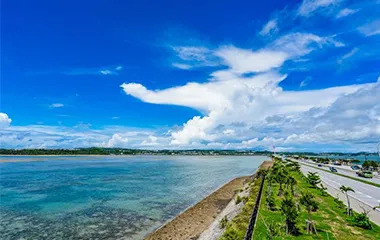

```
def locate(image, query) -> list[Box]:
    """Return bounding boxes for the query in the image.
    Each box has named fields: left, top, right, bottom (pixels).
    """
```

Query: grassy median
left=253, top=161, right=380, bottom=240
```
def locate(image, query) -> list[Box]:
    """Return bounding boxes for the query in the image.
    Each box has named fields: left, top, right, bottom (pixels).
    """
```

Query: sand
left=144, top=160, right=273, bottom=240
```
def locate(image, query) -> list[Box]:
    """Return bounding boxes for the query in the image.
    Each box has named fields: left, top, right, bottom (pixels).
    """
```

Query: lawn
left=253, top=168, right=380, bottom=239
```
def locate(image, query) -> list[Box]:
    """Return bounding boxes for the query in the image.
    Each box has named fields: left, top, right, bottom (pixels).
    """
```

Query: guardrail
left=244, top=174, right=265, bottom=240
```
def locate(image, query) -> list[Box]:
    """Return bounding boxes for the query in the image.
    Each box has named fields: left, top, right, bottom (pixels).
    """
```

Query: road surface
left=300, top=164, right=380, bottom=209
left=300, top=160, right=380, bottom=185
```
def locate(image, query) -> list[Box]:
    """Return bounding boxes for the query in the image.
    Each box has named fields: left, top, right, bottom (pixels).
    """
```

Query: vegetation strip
left=253, top=158, right=379, bottom=240
left=300, top=162, right=380, bottom=188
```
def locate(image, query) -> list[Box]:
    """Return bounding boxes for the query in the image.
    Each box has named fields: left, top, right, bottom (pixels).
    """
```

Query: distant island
left=0, top=148, right=377, bottom=156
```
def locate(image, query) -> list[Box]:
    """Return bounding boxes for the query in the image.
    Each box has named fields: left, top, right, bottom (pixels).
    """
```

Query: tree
left=300, top=192, right=319, bottom=234
left=273, top=164, right=288, bottom=196
left=306, top=172, right=321, bottom=188
left=286, top=161, right=301, bottom=172
left=319, top=184, right=328, bottom=196
left=339, top=185, right=355, bottom=216
left=280, top=195, right=299, bottom=235
left=286, top=176, right=297, bottom=196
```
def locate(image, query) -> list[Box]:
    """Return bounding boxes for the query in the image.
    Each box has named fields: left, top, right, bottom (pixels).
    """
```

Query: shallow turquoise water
left=0, top=155, right=267, bottom=239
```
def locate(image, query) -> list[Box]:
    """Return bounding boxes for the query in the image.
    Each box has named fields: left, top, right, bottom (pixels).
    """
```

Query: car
left=351, top=165, right=360, bottom=170
left=329, top=167, right=338, bottom=173
left=356, top=171, right=373, bottom=178
left=317, top=164, right=322, bottom=167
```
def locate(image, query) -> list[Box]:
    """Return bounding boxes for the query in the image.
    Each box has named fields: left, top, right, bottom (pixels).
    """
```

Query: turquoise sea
left=0, top=155, right=267, bottom=239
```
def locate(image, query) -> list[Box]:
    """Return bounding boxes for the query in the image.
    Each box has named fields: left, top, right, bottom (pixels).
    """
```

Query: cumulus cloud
left=121, top=30, right=374, bottom=148
left=215, top=46, right=287, bottom=73
left=141, top=135, right=159, bottom=146
left=0, top=113, right=12, bottom=128
left=104, top=133, right=129, bottom=147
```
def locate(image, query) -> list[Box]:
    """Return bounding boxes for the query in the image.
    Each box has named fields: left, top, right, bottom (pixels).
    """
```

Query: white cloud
left=172, top=63, right=193, bottom=70
left=50, top=103, right=64, bottom=108
left=0, top=113, right=12, bottom=128
left=337, top=48, right=359, bottom=64
left=300, top=76, right=312, bottom=87
left=298, top=0, right=342, bottom=17
left=358, top=19, right=380, bottom=36
left=259, top=19, right=278, bottom=36
left=271, top=32, right=343, bottom=57
left=122, top=30, right=361, bottom=146
left=103, top=133, right=129, bottom=148
left=141, top=135, right=159, bottom=146
left=171, top=46, right=218, bottom=68
left=215, top=46, right=288, bottom=73
left=223, top=129, right=235, bottom=136
left=111, top=116, right=120, bottom=120
left=99, top=66, right=123, bottom=75
left=336, top=8, right=359, bottom=18
left=100, top=70, right=113, bottom=75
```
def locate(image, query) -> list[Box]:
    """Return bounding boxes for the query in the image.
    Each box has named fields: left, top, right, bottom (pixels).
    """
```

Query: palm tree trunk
left=346, top=193, right=351, bottom=216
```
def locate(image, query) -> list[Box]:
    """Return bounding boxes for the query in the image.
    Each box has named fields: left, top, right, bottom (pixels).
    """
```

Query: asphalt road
left=300, top=164, right=380, bottom=209
left=301, top=161, right=380, bottom=185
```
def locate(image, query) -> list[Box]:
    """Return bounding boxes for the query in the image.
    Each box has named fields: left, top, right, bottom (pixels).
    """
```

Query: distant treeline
left=0, top=148, right=272, bottom=156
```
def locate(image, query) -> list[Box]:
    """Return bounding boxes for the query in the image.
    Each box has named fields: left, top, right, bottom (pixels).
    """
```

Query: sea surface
left=0, top=155, right=267, bottom=239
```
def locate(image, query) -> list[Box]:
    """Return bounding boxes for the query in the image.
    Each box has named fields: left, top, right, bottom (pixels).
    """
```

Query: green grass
left=253, top=171, right=380, bottom=240
left=301, top=162, right=380, bottom=188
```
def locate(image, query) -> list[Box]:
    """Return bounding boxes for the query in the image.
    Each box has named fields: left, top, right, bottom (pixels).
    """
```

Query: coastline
left=144, top=160, right=273, bottom=240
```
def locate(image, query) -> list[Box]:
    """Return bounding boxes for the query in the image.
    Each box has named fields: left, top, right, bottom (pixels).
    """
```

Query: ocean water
left=0, top=155, right=267, bottom=240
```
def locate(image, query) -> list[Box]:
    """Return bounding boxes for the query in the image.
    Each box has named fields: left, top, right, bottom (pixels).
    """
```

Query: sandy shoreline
left=144, top=160, right=273, bottom=240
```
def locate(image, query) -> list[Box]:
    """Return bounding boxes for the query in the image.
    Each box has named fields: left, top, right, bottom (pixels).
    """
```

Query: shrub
left=334, top=196, right=345, bottom=209
left=235, top=195, right=242, bottom=204
left=241, top=196, right=249, bottom=204
left=352, top=212, right=372, bottom=229
left=219, top=216, right=228, bottom=229
left=266, top=192, right=276, bottom=211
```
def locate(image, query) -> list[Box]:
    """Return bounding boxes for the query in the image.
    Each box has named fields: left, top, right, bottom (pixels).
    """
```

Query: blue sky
left=1, top=0, right=380, bottom=152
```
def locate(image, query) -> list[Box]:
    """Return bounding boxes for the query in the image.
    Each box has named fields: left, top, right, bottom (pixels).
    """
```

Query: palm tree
left=280, top=195, right=298, bottom=235
left=306, top=172, right=321, bottom=188
left=286, top=175, right=297, bottom=196
left=340, top=185, right=355, bottom=216
left=300, top=192, right=319, bottom=234
left=319, top=184, right=328, bottom=196
left=273, top=165, right=288, bottom=196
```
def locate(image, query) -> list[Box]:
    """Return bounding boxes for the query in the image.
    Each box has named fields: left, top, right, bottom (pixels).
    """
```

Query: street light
left=377, top=142, right=380, bottom=159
